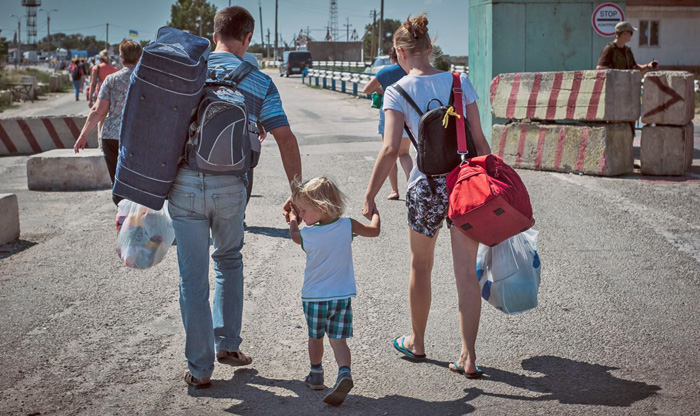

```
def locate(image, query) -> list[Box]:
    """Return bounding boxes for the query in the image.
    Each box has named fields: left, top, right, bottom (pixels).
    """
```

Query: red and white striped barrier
left=490, top=70, right=641, bottom=122
left=492, top=122, right=634, bottom=176
left=0, top=116, right=97, bottom=156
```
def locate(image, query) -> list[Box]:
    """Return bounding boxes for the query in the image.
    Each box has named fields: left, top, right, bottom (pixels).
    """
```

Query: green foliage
left=36, top=33, right=107, bottom=52
left=168, top=0, right=217, bottom=42
left=432, top=45, right=451, bottom=71
left=363, top=19, right=402, bottom=59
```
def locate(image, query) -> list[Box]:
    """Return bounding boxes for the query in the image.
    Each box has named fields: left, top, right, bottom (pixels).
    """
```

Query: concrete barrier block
left=0, top=116, right=97, bottom=155
left=490, top=70, right=641, bottom=122
left=640, top=123, right=694, bottom=176
left=642, top=71, right=695, bottom=126
left=492, top=122, right=633, bottom=176
left=27, top=149, right=111, bottom=191
left=49, top=75, right=60, bottom=92
left=0, top=194, right=20, bottom=246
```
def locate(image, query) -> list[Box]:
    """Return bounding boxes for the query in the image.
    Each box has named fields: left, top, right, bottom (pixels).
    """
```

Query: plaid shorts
left=406, top=176, right=453, bottom=238
left=302, top=298, right=353, bottom=339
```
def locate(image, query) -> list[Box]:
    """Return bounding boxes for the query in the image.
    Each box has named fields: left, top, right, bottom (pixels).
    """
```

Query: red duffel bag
left=446, top=155, right=535, bottom=246
left=445, top=79, right=534, bottom=247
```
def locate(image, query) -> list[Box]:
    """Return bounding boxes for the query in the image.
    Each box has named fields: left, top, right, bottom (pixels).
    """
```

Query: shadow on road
left=0, top=239, right=38, bottom=261
left=461, top=355, right=660, bottom=407
left=245, top=226, right=289, bottom=239
left=191, top=369, right=477, bottom=415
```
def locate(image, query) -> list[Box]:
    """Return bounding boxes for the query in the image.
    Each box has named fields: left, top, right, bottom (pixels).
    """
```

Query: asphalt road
left=0, top=71, right=699, bottom=416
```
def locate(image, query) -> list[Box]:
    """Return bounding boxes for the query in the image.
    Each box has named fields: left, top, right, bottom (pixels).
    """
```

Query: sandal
left=449, top=361, right=484, bottom=379
left=392, top=336, right=426, bottom=360
left=183, top=371, right=212, bottom=389
left=217, top=350, right=253, bottom=367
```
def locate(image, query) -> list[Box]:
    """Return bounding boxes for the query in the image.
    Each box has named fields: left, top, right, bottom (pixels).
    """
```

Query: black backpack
left=393, top=75, right=476, bottom=176
left=71, top=65, right=82, bottom=81
left=186, top=62, right=261, bottom=175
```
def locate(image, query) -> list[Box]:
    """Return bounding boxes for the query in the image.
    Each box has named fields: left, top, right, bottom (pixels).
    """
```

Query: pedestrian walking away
left=74, top=40, right=143, bottom=206
left=171, top=6, right=302, bottom=390
left=288, top=177, right=380, bottom=406
left=89, top=50, right=118, bottom=108
left=363, top=47, right=412, bottom=201
left=363, top=13, right=492, bottom=379
left=68, top=58, right=84, bottom=101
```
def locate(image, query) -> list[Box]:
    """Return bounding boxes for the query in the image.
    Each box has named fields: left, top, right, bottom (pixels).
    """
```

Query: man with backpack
left=172, top=6, right=302, bottom=389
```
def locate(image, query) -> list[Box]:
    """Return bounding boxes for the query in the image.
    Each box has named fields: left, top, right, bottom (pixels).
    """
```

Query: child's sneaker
left=322, top=372, right=353, bottom=406
left=305, top=369, right=324, bottom=390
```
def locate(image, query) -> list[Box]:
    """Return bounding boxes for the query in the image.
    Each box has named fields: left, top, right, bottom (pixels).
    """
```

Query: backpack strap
left=391, top=84, right=422, bottom=150
left=228, top=61, right=255, bottom=84
left=452, top=72, right=469, bottom=157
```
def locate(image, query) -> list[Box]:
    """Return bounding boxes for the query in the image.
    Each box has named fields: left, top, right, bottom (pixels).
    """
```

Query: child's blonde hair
left=292, top=176, right=347, bottom=220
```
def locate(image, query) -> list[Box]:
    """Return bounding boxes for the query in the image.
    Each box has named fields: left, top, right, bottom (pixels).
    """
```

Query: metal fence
left=264, top=60, right=468, bottom=74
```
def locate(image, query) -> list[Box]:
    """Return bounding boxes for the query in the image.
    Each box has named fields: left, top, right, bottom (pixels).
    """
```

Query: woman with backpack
left=362, top=14, right=491, bottom=378
left=69, top=58, right=84, bottom=101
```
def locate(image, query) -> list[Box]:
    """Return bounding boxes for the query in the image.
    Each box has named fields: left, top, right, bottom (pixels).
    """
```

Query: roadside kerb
left=492, top=122, right=633, bottom=176
left=26, top=149, right=111, bottom=191
left=0, top=194, right=20, bottom=246
left=490, top=70, right=641, bottom=122
left=0, top=116, right=97, bottom=156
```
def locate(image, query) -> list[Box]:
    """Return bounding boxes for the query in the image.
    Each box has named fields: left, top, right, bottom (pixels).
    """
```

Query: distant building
left=627, top=0, right=700, bottom=72
left=306, top=41, right=362, bottom=62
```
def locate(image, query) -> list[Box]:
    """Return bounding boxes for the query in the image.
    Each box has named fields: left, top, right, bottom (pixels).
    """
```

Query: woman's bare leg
left=398, top=137, right=413, bottom=180
left=449, top=227, right=481, bottom=374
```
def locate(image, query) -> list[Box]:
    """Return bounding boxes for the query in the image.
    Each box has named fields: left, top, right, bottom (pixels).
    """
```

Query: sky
left=0, top=0, right=469, bottom=56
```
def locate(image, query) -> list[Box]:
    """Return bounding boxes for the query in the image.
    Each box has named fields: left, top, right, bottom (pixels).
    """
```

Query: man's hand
left=283, top=197, right=295, bottom=224
left=362, top=197, right=377, bottom=221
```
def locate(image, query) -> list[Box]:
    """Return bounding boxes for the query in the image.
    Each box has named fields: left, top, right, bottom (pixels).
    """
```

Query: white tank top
left=299, top=217, right=356, bottom=302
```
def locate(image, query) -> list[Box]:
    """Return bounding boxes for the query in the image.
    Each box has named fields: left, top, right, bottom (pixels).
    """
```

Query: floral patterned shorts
left=406, top=176, right=453, bottom=238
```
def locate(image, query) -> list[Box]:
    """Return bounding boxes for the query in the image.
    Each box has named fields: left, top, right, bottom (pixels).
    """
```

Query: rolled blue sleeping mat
left=115, top=26, right=210, bottom=210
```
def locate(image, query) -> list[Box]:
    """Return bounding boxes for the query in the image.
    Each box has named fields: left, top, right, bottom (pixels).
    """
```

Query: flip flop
left=393, top=336, right=426, bottom=360
left=449, top=361, right=484, bottom=379
left=183, top=371, right=212, bottom=389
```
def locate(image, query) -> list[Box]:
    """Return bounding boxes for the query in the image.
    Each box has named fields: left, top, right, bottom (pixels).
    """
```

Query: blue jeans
left=72, top=79, right=81, bottom=99
left=168, top=168, right=247, bottom=379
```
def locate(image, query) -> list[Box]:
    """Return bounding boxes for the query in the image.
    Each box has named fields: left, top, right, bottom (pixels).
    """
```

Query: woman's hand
left=73, top=135, right=88, bottom=153
left=282, top=197, right=295, bottom=224
left=362, top=197, right=377, bottom=220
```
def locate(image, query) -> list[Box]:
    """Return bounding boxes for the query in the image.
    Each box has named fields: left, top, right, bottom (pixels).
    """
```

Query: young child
left=288, top=176, right=380, bottom=406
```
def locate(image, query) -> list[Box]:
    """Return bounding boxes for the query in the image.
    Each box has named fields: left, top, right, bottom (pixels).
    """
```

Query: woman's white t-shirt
left=383, top=72, right=479, bottom=188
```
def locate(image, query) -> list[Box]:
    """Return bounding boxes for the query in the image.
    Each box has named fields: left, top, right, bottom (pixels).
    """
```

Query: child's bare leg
left=309, top=337, right=324, bottom=365
left=328, top=338, right=351, bottom=369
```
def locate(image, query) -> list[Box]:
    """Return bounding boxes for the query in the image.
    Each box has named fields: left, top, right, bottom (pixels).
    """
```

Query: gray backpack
left=187, top=62, right=261, bottom=174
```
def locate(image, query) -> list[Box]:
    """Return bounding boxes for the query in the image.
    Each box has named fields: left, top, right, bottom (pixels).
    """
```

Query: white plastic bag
left=476, top=229, right=541, bottom=314
left=115, top=200, right=175, bottom=269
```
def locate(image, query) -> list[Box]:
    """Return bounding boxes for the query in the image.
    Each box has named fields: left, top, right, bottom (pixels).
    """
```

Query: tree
left=362, top=19, right=401, bottom=59
left=432, top=45, right=451, bottom=71
left=139, top=40, right=151, bottom=48
left=168, top=0, right=217, bottom=42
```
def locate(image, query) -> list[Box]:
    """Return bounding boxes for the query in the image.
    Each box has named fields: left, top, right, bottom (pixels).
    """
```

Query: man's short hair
left=119, top=40, right=142, bottom=65
left=215, top=6, right=254, bottom=42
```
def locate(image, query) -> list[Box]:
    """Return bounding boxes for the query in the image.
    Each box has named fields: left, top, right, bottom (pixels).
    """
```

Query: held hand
left=362, top=198, right=377, bottom=220
left=282, top=197, right=294, bottom=224
left=649, top=60, right=659, bottom=69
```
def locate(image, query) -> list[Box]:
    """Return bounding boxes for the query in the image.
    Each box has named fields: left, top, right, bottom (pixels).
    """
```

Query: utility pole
left=274, top=0, right=279, bottom=60
left=10, top=14, right=20, bottom=68
left=378, top=0, right=384, bottom=55
left=39, top=9, right=58, bottom=47
left=343, top=17, right=352, bottom=42
left=306, top=26, right=310, bottom=40
left=106, top=23, right=109, bottom=51
left=266, top=28, right=271, bottom=59
left=258, top=0, right=265, bottom=53
left=370, top=10, right=376, bottom=61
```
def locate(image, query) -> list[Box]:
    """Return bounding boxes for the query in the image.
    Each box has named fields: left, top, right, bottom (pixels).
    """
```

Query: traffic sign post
left=592, top=2, right=625, bottom=37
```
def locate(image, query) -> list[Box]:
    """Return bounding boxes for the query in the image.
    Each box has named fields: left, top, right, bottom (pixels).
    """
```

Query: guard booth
left=468, top=0, right=627, bottom=141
